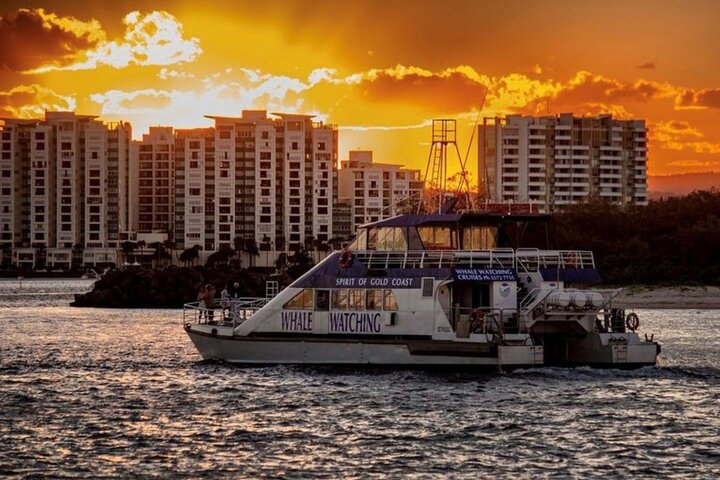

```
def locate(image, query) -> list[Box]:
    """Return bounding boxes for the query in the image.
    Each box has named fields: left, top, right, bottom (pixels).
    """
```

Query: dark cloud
left=360, top=70, right=487, bottom=113
left=636, top=62, right=656, bottom=70
left=0, top=8, right=101, bottom=72
left=677, top=88, right=720, bottom=109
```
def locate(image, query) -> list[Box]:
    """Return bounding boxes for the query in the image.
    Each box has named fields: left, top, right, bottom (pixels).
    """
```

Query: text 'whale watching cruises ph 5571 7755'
left=183, top=210, right=660, bottom=370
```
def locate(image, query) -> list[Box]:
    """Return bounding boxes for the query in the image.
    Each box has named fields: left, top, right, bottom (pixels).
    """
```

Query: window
left=315, top=290, right=329, bottom=311
left=189, top=161, right=198, bottom=169
left=383, top=290, right=398, bottom=311
left=317, top=142, right=325, bottom=151
left=366, top=290, right=382, bottom=311
left=331, top=290, right=348, bottom=310
left=291, top=141, right=298, bottom=150
left=284, top=289, right=313, bottom=309
left=349, top=290, right=364, bottom=310
left=422, top=278, right=434, bottom=298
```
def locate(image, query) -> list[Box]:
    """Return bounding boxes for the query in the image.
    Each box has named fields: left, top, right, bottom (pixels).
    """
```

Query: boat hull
left=185, top=326, right=543, bottom=369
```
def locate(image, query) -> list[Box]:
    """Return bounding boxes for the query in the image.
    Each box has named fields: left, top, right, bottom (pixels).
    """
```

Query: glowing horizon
left=1, top=1, right=719, bottom=179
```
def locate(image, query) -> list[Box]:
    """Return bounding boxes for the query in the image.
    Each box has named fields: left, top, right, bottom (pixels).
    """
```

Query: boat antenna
left=455, top=85, right=489, bottom=212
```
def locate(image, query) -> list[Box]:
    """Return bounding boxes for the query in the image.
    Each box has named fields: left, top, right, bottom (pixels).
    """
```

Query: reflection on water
left=0, top=280, right=718, bottom=478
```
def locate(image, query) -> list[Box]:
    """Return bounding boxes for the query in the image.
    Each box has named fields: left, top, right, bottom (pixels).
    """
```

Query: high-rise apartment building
left=136, top=127, right=174, bottom=236
left=204, top=111, right=336, bottom=252
left=173, top=127, right=215, bottom=251
left=0, top=112, right=132, bottom=269
left=153, top=110, right=338, bottom=258
left=479, top=114, right=648, bottom=211
left=338, top=150, right=423, bottom=233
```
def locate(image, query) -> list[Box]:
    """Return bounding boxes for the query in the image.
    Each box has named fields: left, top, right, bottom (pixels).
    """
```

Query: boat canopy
left=349, top=213, right=550, bottom=252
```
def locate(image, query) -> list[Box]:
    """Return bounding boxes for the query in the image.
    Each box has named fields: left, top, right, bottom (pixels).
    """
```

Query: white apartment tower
left=479, top=114, right=648, bottom=211
left=0, top=112, right=133, bottom=269
left=0, top=119, right=34, bottom=267
left=136, top=127, right=175, bottom=236
left=338, top=150, right=423, bottom=233
left=173, top=128, right=215, bottom=251
left=203, top=111, right=336, bottom=253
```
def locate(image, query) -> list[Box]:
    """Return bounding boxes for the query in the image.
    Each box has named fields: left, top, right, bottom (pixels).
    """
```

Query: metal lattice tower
left=418, top=119, right=473, bottom=213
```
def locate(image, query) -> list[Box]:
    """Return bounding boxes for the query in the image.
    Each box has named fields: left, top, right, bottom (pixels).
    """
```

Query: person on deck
left=197, top=285, right=207, bottom=322
left=205, top=284, right=217, bottom=323
left=220, top=285, right=230, bottom=320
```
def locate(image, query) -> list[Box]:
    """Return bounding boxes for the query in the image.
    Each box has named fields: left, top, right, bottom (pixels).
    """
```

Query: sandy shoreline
left=612, top=286, right=720, bottom=309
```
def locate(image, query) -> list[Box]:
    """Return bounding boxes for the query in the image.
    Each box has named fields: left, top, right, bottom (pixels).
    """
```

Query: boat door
left=472, top=284, right=491, bottom=309
left=313, top=289, right=330, bottom=334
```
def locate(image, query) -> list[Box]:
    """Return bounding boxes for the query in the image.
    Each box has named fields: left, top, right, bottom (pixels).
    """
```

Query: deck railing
left=183, top=297, right=270, bottom=327
left=352, top=248, right=594, bottom=271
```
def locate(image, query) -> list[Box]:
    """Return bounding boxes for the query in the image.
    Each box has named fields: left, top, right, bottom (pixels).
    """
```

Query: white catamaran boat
left=184, top=212, right=660, bottom=369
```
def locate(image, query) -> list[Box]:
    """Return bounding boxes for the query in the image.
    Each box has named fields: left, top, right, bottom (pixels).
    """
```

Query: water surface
left=1, top=280, right=718, bottom=478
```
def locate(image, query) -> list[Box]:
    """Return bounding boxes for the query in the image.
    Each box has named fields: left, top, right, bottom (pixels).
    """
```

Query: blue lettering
left=281, top=311, right=313, bottom=332
left=329, top=312, right=382, bottom=334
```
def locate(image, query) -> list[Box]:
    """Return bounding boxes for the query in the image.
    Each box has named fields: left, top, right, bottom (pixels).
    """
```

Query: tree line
left=530, top=189, right=720, bottom=285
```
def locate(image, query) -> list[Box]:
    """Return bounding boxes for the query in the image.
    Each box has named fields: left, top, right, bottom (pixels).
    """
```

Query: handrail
left=353, top=248, right=594, bottom=271
left=183, top=296, right=270, bottom=327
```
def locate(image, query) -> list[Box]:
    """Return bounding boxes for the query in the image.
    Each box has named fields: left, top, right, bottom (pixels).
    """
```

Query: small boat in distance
left=183, top=212, right=660, bottom=369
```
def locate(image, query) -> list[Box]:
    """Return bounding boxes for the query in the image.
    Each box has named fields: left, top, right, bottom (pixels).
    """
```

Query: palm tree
left=136, top=240, right=147, bottom=266
left=179, top=244, right=201, bottom=266
left=275, top=235, right=286, bottom=253
left=245, top=239, right=259, bottom=267
left=121, top=240, right=137, bottom=265
left=261, top=234, right=272, bottom=266
left=162, top=239, right=176, bottom=266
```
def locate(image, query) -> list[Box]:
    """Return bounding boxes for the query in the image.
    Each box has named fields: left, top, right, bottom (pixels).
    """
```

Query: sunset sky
left=1, top=0, right=719, bottom=181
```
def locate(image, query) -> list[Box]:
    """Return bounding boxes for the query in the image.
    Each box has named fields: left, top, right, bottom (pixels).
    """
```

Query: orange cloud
left=0, top=8, right=102, bottom=72
left=27, top=11, right=201, bottom=73
left=675, top=88, right=720, bottom=109
left=653, top=120, right=720, bottom=155
left=0, top=84, right=76, bottom=118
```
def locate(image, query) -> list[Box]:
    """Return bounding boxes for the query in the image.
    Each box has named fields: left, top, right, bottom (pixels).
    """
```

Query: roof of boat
left=361, top=212, right=551, bottom=228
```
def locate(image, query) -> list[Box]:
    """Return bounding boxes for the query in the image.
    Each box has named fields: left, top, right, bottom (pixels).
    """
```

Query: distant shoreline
left=614, top=285, right=720, bottom=310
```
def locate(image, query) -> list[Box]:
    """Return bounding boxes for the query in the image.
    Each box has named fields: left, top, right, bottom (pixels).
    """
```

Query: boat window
left=418, top=226, right=455, bottom=250
left=331, top=289, right=348, bottom=310
left=462, top=226, right=497, bottom=250
left=348, top=289, right=364, bottom=310
left=421, top=278, right=434, bottom=297
left=284, top=289, right=314, bottom=309
left=367, top=228, right=378, bottom=250
left=383, top=290, right=398, bottom=311
left=315, top=290, right=330, bottom=311
left=376, top=227, right=408, bottom=250
left=366, top=289, right=382, bottom=310
left=350, top=228, right=366, bottom=250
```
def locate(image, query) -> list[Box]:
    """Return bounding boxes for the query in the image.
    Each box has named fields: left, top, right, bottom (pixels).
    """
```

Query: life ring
left=339, top=250, right=353, bottom=269
left=470, top=309, right=485, bottom=333
left=626, top=312, right=640, bottom=331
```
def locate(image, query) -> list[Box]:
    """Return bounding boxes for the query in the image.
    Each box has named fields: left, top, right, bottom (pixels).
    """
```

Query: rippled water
left=1, top=280, right=718, bottom=478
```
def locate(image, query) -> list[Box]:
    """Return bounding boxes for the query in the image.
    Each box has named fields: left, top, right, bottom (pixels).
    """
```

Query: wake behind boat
left=183, top=212, right=660, bottom=369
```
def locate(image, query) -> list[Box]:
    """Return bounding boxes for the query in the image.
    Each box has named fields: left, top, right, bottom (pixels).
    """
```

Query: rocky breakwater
left=71, top=266, right=280, bottom=308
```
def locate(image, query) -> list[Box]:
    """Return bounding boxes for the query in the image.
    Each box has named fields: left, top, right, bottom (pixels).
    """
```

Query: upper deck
left=349, top=212, right=551, bottom=252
